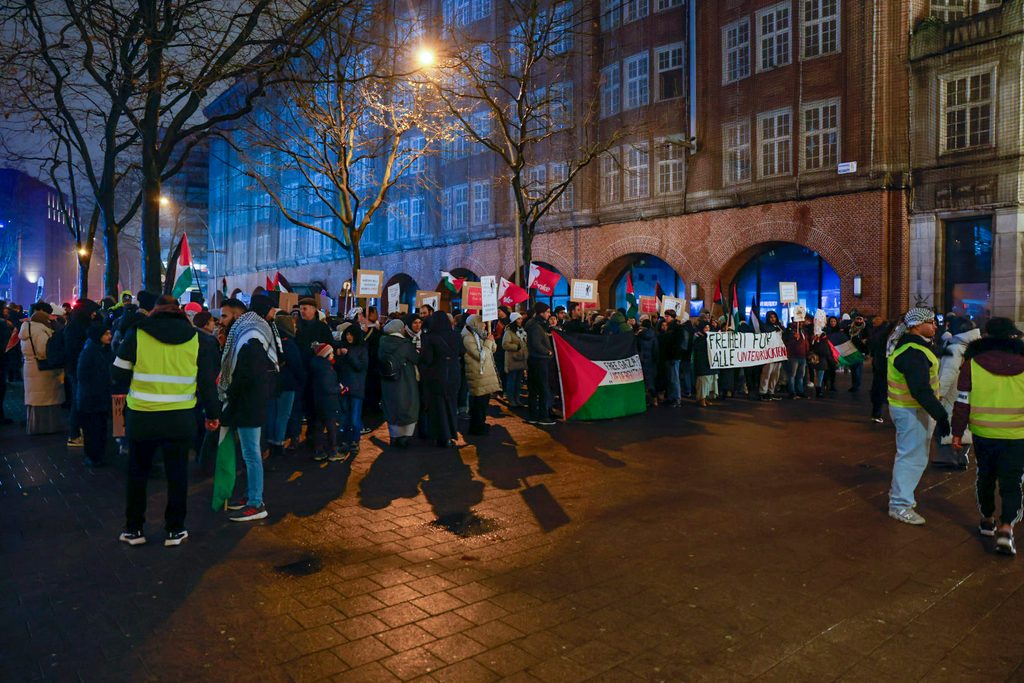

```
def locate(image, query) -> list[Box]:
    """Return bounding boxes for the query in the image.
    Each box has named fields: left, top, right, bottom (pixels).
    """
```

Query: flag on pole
left=625, top=271, right=638, bottom=319
left=265, top=275, right=276, bottom=292
left=552, top=331, right=647, bottom=421
left=440, top=271, right=464, bottom=293
left=275, top=272, right=292, bottom=293
left=710, top=280, right=725, bottom=322
left=729, top=284, right=741, bottom=330
left=211, top=427, right=237, bottom=511
left=221, top=278, right=228, bottom=297
left=527, top=263, right=561, bottom=295
left=654, top=281, right=665, bottom=301
left=749, top=294, right=761, bottom=333
left=169, top=234, right=194, bottom=298
left=498, top=277, right=529, bottom=307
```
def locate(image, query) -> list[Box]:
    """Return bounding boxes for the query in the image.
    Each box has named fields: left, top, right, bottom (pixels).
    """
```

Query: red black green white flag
left=552, top=331, right=647, bottom=421
left=440, top=271, right=464, bottom=293
left=625, top=271, right=638, bottom=319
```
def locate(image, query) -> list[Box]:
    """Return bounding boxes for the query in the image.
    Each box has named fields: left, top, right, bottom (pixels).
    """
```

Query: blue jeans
left=666, top=360, right=681, bottom=402
left=339, top=395, right=363, bottom=446
left=680, top=360, right=693, bottom=396
left=265, top=391, right=295, bottom=445
left=504, top=369, right=524, bottom=405
left=850, top=361, right=864, bottom=391
left=236, top=426, right=264, bottom=507
left=889, top=406, right=934, bottom=510
left=787, top=358, right=807, bottom=396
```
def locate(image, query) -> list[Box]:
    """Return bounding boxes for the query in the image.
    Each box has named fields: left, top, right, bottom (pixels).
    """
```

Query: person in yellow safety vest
left=884, top=307, right=950, bottom=526
left=111, top=296, right=221, bottom=548
left=952, top=317, right=1024, bottom=556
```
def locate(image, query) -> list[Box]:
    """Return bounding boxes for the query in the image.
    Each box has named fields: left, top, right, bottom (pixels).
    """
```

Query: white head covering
left=886, top=307, right=936, bottom=356
left=509, top=312, right=521, bottom=323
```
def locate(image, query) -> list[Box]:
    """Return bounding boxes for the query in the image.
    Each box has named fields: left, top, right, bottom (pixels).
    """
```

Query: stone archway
left=382, top=273, right=418, bottom=315
left=596, top=253, right=687, bottom=311
left=588, top=233, right=697, bottom=288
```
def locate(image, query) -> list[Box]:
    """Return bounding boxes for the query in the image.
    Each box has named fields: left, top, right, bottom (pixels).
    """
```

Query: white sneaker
left=889, top=508, right=926, bottom=525
left=119, top=530, right=147, bottom=546
left=66, top=436, right=84, bottom=447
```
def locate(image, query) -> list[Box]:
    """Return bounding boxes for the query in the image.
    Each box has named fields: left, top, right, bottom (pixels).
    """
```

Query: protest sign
left=387, top=282, right=401, bottom=314
left=480, top=276, right=499, bottom=322
left=791, top=304, right=807, bottom=322
left=355, top=269, right=384, bottom=298
left=778, top=282, right=798, bottom=304
left=463, top=282, right=483, bottom=310
left=415, top=290, right=441, bottom=311
left=706, top=331, right=788, bottom=369
left=112, top=395, right=126, bottom=437
left=661, top=296, right=686, bottom=318
left=570, top=279, right=598, bottom=303
left=639, top=296, right=658, bottom=314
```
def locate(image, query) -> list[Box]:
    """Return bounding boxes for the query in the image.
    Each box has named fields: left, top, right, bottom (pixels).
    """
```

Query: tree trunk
left=522, top=223, right=533, bottom=304
left=77, top=255, right=90, bottom=301
left=139, top=0, right=164, bottom=294
left=103, top=223, right=120, bottom=297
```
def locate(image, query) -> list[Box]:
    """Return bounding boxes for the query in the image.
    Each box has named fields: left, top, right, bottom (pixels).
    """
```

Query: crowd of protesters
left=1, top=292, right=1021, bottom=554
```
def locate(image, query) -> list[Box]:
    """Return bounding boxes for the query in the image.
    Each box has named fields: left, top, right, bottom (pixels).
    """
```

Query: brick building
left=908, top=0, right=1024, bottom=322
left=207, top=0, right=1020, bottom=324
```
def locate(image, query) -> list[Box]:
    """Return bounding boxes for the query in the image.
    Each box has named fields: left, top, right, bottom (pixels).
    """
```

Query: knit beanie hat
left=313, top=342, right=334, bottom=358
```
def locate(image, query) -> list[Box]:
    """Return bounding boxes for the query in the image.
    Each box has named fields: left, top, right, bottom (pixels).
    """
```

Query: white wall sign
left=837, top=161, right=858, bottom=175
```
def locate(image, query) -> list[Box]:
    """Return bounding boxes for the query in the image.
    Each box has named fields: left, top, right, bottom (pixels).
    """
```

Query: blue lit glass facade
left=733, top=244, right=840, bottom=324
left=611, top=255, right=684, bottom=310
left=944, top=216, right=992, bottom=319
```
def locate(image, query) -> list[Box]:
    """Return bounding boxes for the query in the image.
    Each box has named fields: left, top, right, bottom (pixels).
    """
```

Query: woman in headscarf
left=462, top=314, right=500, bottom=435
left=19, top=302, right=65, bottom=434
left=419, top=310, right=462, bottom=448
left=379, top=318, right=420, bottom=447
left=501, top=313, right=528, bottom=407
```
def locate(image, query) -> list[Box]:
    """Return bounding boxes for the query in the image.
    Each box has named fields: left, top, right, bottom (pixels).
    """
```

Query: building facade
left=207, top=0, right=1021, bottom=325
left=0, top=168, right=104, bottom=306
left=909, top=0, right=1024, bottom=322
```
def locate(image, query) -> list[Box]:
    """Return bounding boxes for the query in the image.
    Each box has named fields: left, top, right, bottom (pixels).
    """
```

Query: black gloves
left=935, top=416, right=951, bottom=439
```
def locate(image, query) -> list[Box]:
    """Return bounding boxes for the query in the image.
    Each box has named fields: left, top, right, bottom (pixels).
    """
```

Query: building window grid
left=723, top=120, right=752, bottom=185
left=656, top=138, right=685, bottom=194
left=601, top=148, right=620, bottom=205
left=472, top=182, right=491, bottom=225
left=623, top=0, right=649, bottom=24
left=601, top=63, right=621, bottom=118
left=802, top=99, right=840, bottom=171
left=759, top=109, right=792, bottom=178
left=549, top=162, right=573, bottom=211
left=624, top=142, right=650, bottom=200
left=758, top=4, right=791, bottom=72
left=624, top=52, right=649, bottom=110
left=723, top=19, right=751, bottom=84
left=801, top=0, right=840, bottom=59
left=656, top=43, right=685, bottom=101
left=930, top=0, right=966, bottom=21
left=656, top=0, right=682, bottom=9
left=549, top=81, right=573, bottom=131
left=941, top=69, right=994, bottom=152
left=551, top=2, right=573, bottom=55
left=600, top=0, right=620, bottom=31
left=409, top=195, right=425, bottom=237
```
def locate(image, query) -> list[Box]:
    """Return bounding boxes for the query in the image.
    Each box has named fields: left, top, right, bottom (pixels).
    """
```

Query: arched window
left=733, top=243, right=840, bottom=325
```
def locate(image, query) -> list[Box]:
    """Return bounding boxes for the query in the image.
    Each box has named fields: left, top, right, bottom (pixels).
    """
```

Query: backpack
left=44, top=327, right=68, bottom=369
left=379, top=355, right=402, bottom=381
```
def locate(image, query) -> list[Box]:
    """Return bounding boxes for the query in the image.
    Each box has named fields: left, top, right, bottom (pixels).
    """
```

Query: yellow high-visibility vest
left=967, top=361, right=1024, bottom=439
left=125, top=330, right=198, bottom=412
left=887, top=342, right=939, bottom=409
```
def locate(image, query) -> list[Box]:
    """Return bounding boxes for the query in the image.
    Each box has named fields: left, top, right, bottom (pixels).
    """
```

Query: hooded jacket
left=112, top=308, right=220, bottom=440
left=524, top=314, right=553, bottom=360
left=335, top=326, right=368, bottom=399
left=952, top=337, right=1024, bottom=438
left=74, top=337, right=113, bottom=413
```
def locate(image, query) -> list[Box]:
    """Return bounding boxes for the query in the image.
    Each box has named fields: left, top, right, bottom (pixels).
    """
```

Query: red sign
left=463, top=282, right=483, bottom=310
left=639, top=296, right=658, bottom=314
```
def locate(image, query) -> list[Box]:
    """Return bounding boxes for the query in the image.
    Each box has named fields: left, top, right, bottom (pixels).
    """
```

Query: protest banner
left=111, top=395, right=126, bottom=438
left=415, top=290, right=441, bottom=311
left=639, top=295, right=658, bottom=314
left=355, top=269, right=384, bottom=298
left=706, top=331, right=788, bottom=369
left=480, top=276, right=499, bottom=322
left=570, top=279, right=598, bottom=303
left=387, top=282, right=401, bottom=314
left=463, top=282, right=483, bottom=311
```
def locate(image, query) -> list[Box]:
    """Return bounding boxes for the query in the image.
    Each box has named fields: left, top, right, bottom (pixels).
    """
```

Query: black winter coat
left=693, top=334, right=714, bottom=376
left=277, top=336, right=306, bottom=393
left=335, top=344, right=368, bottom=399
left=222, top=339, right=276, bottom=428
left=420, top=328, right=462, bottom=392
left=636, top=328, right=659, bottom=391
left=74, top=339, right=112, bottom=414
left=308, top=356, right=340, bottom=420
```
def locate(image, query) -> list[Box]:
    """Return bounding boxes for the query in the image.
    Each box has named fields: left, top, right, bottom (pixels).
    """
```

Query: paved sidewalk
left=2, top=382, right=1023, bottom=682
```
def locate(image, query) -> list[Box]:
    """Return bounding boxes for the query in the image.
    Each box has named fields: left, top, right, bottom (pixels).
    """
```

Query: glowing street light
left=77, top=247, right=88, bottom=257
left=415, top=46, right=437, bottom=69
left=159, top=195, right=171, bottom=207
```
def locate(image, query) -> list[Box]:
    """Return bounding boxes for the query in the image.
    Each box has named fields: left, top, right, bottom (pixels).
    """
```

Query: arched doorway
left=437, top=267, right=477, bottom=313
left=382, top=273, right=419, bottom=315
left=605, top=254, right=685, bottom=311
left=732, top=243, right=840, bottom=325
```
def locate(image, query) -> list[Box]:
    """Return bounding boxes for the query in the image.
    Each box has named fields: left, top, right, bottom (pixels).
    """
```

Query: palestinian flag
left=625, top=271, right=638, bottom=319
left=728, top=284, right=741, bottom=330
left=552, top=331, right=647, bottom=421
left=654, top=281, right=665, bottom=301
left=167, top=234, right=194, bottom=298
left=440, top=271, right=464, bottom=293
left=749, top=294, right=761, bottom=333
left=265, top=275, right=276, bottom=292
left=831, top=335, right=865, bottom=367
left=275, top=272, right=292, bottom=293
left=211, top=427, right=237, bottom=511
left=711, top=280, right=724, bottom=322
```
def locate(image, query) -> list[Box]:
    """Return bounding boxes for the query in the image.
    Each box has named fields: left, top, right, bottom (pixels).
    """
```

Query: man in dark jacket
left=63, top=298, right=100, bottom=447
left=952, top=317, right=1024, bottom=555
left=113, top=297, right=220, bottom=547
left=75, top=322, right=113, bottom=467
left=220, top=295, right=279, bottom=522
left=659, top=310, right=682, bottom=406
left=295, top=297, right=333, bottom=447
left=525, top=303, right=555, bottom=426
left=885, top=308, right=949, bottom=525
left=266, top=312, right=305, bottom=460
left=562, top=303, right=588, bottom=334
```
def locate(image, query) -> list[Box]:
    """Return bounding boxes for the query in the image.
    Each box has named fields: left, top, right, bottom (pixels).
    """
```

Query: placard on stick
left=463, top=282, right=483, bottom=311
left=355, top=269, right=384, bottom=298
left=661, top=296, right=686, bottom=318
left=639, top=296, right=658, bottom=314
left=386, top=282, right=401, bottom=315
left=112, top=395, right=126, bottom=438
left=415, top=290, right=441, bottom=311
left=480, top=276, right=499, bottom=322
left=778, top=281, right=798, bottom=304
left=569, top=279, right=598, bottom=303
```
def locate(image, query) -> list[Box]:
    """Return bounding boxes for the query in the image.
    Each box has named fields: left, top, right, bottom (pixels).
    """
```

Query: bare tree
left=435, top=0, right=632, bottom=285
left=224, top=2, right=453, bottom=281
left=0, top=0, right=145, bottom=297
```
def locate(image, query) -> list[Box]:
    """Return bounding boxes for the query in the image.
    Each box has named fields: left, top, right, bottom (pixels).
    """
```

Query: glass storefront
left=944, top=216, right=992, bottom=320
left=733, top=244, right=840, bottom=325
left=611, top=255, right=685, bottom=311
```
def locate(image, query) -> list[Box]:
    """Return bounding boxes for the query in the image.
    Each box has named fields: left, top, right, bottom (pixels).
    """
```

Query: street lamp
left=77, top=247, right=88, bottom=257
left=415, top=46, right=437, bottom=69
left=159, top=195, right=171, bottom=207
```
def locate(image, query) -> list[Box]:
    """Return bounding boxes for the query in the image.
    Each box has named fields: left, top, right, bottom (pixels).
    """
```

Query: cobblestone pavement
left=2, top=379, right=1024, bottom=683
